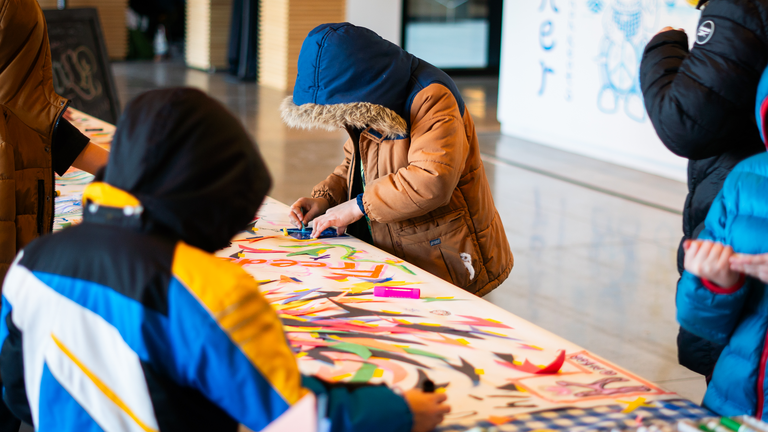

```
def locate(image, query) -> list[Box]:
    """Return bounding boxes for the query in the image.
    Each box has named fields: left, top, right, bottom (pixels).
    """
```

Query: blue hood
left=281, top=23, right=465, bottom=139
left=293, top=23, right=416, bottom=117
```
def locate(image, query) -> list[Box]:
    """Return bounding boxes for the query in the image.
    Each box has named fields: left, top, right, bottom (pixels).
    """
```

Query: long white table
left=54, top=110, right=710, bottom=431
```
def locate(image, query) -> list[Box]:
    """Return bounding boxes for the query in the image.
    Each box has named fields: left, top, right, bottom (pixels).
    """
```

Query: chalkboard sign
left=43, top=8, right=121, bottom=124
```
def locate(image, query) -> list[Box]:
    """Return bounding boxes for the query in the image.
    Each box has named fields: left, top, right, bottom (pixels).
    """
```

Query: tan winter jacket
left=0, top=0, right=69, bottom=280
left=282, top=23, right=513, bottom=295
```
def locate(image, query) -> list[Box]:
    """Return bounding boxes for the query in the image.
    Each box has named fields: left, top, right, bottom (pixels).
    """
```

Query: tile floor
left=110, top=61, right=705, bottom=403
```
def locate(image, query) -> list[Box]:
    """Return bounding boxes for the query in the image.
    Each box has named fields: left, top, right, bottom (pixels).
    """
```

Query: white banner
left=498, top=0, right=702, bottom=181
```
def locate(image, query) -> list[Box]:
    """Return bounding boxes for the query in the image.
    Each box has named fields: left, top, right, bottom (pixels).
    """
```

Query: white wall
left=497, top=0, right=703, bottom=182
left=346, top=0, right=402, bottom=46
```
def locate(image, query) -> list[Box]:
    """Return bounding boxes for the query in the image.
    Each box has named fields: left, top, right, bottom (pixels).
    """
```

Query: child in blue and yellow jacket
left=677, top=66, right=768, bottom=418
left=0, top=88, right=448, bottom=432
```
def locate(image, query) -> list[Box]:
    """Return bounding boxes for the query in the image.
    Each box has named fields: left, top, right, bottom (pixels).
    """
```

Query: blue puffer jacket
left=676, top=65, right=768, bottom=417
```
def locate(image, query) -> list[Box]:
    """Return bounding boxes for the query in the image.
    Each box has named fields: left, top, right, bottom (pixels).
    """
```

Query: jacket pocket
left=397, top=211, right=480, bottom=288
left=36, top=179, right=44, bottom=235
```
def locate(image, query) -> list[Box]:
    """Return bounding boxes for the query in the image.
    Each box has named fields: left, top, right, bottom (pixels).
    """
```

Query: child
left=0, top=88, right=449, bottom=432
left=284, top=23, right=512, bottom=296
left=677, top=66, right=768, bottom=417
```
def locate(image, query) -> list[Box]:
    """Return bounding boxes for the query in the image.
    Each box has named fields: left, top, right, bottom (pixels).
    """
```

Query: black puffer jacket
left=640, top=0, right=768, bottom=377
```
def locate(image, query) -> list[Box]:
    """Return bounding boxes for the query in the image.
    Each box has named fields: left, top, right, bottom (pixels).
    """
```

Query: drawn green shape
left=286, top=247, right=328, bottom=257
left=403, top=347, right=445, bottom=360
left=350, top=363, right=378, bottom=383
left=422, top=297, right=464, bottom=303
left=333, top=342, right=372, bottom=360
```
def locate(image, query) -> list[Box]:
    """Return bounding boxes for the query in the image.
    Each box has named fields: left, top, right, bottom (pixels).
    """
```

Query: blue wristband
left=356, top=193, right=366, bottom=215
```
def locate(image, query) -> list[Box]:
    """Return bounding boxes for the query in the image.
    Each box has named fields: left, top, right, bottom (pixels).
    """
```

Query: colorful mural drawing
left=53, top=112, right=712, bottom=430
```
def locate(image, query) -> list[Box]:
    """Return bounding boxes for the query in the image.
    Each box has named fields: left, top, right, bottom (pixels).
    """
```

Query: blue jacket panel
left=677, top=152, right=768, bottom=417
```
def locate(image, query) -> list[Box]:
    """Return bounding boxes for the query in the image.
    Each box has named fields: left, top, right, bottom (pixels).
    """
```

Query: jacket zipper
left=757, top=328, right=768, bottom=418
left=37, top=179, right=45, bottom=235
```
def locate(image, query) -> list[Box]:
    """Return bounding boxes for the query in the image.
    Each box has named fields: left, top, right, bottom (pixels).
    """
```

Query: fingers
left=716, top=245, right=734, bottom=271
left=683, top=239, right=692, bottom=251
left=311, top=216, right=332, bottom=239
left=289, top=200, right=306, bottom=227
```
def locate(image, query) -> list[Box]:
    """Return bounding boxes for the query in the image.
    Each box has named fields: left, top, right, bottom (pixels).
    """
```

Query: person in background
left=0, top=88, right=449, bottom=432
left=0, top=0, right=110, bottom=279
left=676, top=65, right=768, bottom=417
left=285, top=23, right=512, bottom=296
left=639, top=0, right=768, bottom=380
left=1, top=3, right=109, bottom=428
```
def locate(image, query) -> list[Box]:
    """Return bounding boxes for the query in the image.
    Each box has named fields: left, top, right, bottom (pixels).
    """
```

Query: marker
left=721, top=418, right=759, bottom=432
left=422, top=379, right=435, bottom=393
left=301, top=222, right=306, bottom=232
left=373, top=286, right=420, bottom=299
left=742, top=418, right=768, bottom=432
left=708, top=421, right=733, bottom=432
left=85, top=128, right=103, bottom=132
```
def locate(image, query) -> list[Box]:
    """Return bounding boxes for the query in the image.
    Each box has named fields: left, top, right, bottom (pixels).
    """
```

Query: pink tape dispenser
left=373, top=286, right=421, bottom=299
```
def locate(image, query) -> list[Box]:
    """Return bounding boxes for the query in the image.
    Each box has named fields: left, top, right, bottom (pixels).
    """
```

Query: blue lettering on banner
left=430, top=239, right=441, bottom=247
left=539, top=62, right=554, bottom=96
left=538, top=0, right=558, bottom=97
left=539, top=21, right=556, bottom=50
left=539, top=0, right=559, bottom=13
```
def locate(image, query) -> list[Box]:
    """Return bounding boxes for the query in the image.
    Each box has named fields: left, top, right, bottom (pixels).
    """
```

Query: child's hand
left=310, top=199, right=363, bottom=238
left=289, top=197, right=329, bottom=227
left=730, top=253, right=768, bottom=284
left=404, top=389, right=450, bottom=432
left=684, top=240, right=741, bottom=288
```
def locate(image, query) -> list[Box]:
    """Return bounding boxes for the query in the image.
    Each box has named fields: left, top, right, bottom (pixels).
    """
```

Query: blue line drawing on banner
left=587, top=0, right=605, bottom=13
left=591, top=0, right=657, bottom=122
left=539, top=62, right=555, bottom=95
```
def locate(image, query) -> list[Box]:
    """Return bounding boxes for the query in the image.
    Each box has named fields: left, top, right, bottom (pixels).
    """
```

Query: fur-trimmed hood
left=282, top=23, right=417, bottom=138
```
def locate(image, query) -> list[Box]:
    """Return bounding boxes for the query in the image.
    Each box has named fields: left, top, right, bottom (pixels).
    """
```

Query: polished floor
left=111, top=61, right=704, bottom=402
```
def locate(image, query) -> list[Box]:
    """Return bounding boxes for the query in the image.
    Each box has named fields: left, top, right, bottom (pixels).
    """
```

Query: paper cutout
left=617, top=396, right=655, bottom=413
left=499, top=350, right=565, bottom=375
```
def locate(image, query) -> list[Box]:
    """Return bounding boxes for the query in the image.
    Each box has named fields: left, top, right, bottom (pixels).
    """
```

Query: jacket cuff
left=355, top=194, right=366, bottom=216
left=644, top=29, right=689, bottom=54
left=701, top=274, right=746, bottom=294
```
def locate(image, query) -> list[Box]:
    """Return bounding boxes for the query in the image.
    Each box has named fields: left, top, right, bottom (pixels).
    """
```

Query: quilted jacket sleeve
left=640, top=0, right=768, bottom=160
left=312, top=138, right=353, bottom=208
left=363, top=84, right=468, bottom=223
left=169, top=245, right=412, bottom=432
left=676, top=188, right=750, bottom=346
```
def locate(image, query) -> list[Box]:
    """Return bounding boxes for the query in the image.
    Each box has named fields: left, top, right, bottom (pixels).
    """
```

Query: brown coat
left=308, top=84, right=513, bottom=296
left=0, top=0, right=68, bottom=279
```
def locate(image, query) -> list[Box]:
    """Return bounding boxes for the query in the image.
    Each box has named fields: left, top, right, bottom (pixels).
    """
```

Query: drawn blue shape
left=538, top=61, right=554, bottom=96
left=587, top=0, right=605, bottom=13
left=539, top=21, right=556, bottom=51
left=539, top=0, right=559, bottom=12
left=612, top=7, right=641, bottom=39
